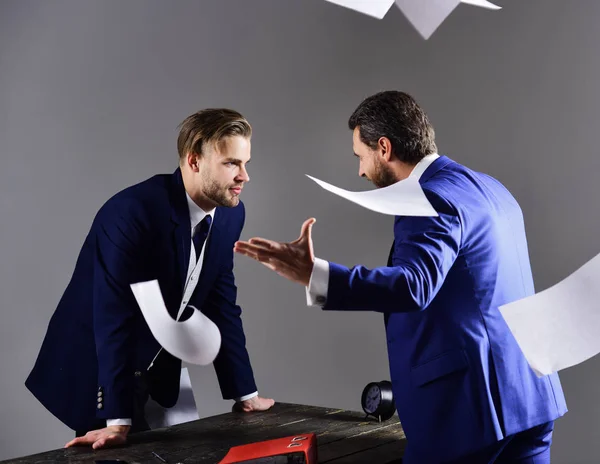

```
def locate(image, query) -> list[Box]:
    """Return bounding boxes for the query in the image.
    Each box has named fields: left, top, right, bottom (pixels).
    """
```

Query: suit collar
left=168, top=169, right=191, bottom=291
left=418, top=155, right=454, bottom=184
left=169, top=168, right=190, bottom=226
left=186, top=192, right=215, bottom=233
left=409, top=153, right=440, bottom=180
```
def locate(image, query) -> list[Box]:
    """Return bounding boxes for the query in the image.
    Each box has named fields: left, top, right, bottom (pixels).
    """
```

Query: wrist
left=107, top=424, right=131, bottom=435
left=303, top=259, right=315, bottom=287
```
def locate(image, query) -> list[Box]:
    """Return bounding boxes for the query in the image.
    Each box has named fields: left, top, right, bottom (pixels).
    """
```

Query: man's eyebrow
left=222, top=157, right=251, bottom=164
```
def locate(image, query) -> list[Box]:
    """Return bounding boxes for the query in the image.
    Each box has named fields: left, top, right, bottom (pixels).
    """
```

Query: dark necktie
left=193, top=215, right=212, bottom=261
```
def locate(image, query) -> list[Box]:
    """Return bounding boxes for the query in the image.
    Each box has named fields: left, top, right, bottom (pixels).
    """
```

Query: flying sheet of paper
left=145, top=367, right=200, bottom=429
left=499, top=251, right=600, bottom=377
left=461, top=0, right=501, bottom=9
left=324, top=0, right=500, bottom=39
left=395, top=0, right=460, bottom=39
left=306, top=174, right=438, bottom=217
left=130, top=280, right=221, bottom=366
left=324, top=0, right=394, bottom=19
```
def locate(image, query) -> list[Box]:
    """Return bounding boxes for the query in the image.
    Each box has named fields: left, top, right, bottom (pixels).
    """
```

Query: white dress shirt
left=107, top=193, right=257, bottom=427
left=306, top=153, right=440, bottom=307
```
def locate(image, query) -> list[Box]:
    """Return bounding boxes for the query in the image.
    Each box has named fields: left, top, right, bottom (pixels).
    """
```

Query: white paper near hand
left=500, top=252, right=600, bottom=377
left=130, top=280, right=221, bottom=366
left=306, top=174, right=437, bottom=217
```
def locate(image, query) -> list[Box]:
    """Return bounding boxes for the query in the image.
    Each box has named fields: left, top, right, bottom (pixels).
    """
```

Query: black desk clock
left=361, top=380, right=396, bottom=422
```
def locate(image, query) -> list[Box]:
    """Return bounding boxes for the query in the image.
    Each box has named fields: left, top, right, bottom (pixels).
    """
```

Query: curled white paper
left=130, top=280, right=221, bottom=366
left=306, top=174, right=438, bottom=217
left=499, top=251, right=600, bottom=377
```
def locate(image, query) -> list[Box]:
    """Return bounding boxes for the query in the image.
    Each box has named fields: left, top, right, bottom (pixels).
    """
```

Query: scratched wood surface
left=4, top=403, right=406, bottom=464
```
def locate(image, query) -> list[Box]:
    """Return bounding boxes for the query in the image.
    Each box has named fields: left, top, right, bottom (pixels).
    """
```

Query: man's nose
left=237, top=166, right=250, bottom=183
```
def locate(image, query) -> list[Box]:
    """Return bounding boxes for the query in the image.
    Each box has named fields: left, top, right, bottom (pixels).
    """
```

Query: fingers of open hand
left=248, top=237, right=277, bottom=249
left=246, top=248, right=277, bottom=265
left=64, top=438, right=82, bottom=448
left=239, top=241, right=288, bottom=263
left=236, top=240, right=305, bottom=281
left=65, top=431, right=98, bottom=448
left=65, top=430, right=125, bottom=449
left=235, top=245, right=259, bottom=260
left=93, top=433, right=124, bottom=449
left=92, top=438, right=107, bottom=450
left=235, top=241, right=275, bottom=259
left=241, top=396, right=275, bottom=412
left=257, top=397, right=275, bottom=410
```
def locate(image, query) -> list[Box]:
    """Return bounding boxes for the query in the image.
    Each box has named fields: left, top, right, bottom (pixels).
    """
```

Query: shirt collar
left=409, top=153, right=440, bottom=180
left=185, top=193, right=215, bottom=233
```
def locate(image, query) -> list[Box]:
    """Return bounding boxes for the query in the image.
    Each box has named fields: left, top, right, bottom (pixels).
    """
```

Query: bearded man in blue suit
left=234, top=91, right=567, bottom=464
left=26, top=108, right=274, bottom=449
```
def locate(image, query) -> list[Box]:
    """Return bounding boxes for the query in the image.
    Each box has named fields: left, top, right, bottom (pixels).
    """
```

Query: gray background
left=0, top=0, right=598, bottom=462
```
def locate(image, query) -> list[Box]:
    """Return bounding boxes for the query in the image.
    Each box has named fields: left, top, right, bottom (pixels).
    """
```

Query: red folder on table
left=219, top=433, right=317, bottom=463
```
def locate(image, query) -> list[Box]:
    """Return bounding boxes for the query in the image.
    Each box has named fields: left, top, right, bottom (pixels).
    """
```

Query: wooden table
left=5, top=403, right=406, bottom=463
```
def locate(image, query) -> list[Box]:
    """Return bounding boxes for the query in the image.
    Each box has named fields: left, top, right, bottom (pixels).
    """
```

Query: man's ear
left=378, top=137, right=393, bottom=162
left=186, top=152, right=201, bottom=172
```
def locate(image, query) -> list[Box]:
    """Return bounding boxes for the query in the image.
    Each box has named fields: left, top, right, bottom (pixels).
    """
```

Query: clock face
left=363, top=384, right=381, bottom=414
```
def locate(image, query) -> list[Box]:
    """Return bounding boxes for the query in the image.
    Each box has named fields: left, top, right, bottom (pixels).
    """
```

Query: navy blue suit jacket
left=26, top=169, right=257, bottom=431
left=324, top=156, right=567, bottom=462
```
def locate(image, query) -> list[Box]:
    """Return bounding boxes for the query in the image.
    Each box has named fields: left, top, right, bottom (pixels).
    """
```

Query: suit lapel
left=168, top=169, right=192, bottom=294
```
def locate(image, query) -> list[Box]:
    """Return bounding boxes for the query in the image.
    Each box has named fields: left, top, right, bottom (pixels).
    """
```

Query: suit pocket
left=411, top=349, right=469, bottom=387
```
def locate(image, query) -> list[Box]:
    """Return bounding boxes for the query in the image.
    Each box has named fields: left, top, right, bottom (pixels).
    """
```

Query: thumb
left=299, top=218, right=316, bottom=242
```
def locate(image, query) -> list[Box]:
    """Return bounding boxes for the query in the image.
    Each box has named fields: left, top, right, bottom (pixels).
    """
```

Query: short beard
left=201, top=176, right=240, bottom=208
left=371, top=160, right=398, bottom=188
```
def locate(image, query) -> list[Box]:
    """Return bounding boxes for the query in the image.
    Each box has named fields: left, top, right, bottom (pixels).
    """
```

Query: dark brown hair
left=348, top=91, right=437, bottom=164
